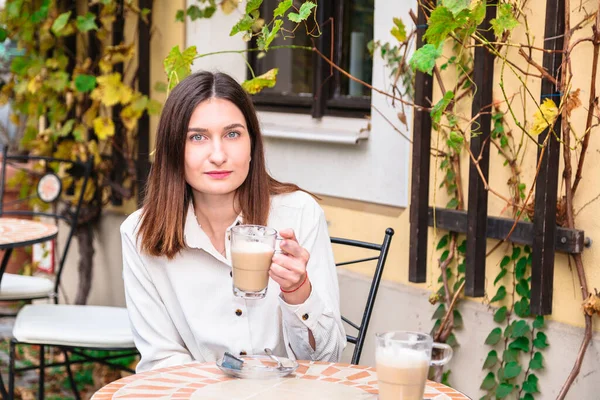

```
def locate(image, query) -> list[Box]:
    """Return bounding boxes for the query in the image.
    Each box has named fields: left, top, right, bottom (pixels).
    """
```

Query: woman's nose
left=208, top=141, right=226, bottom=165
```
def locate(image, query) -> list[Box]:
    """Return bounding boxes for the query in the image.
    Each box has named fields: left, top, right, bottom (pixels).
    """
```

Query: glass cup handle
left=430, top=342, right=453, bottom=366
left=274, top=237, right=284, bottom=254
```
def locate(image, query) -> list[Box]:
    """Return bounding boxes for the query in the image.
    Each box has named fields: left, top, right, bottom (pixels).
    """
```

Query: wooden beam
left=531, top=0, right=565, bottom=315
left=408, top=3, right=433, bottom=283
left=465, top=0, right=497, bottom=297
left=110, top=0, right=126, bottom=206
left=137, top=0, right=152, bottom=207
left=428, top=208, right=586, bottom=254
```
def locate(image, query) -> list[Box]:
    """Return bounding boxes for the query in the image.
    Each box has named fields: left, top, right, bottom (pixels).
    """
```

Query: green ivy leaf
left=494, top=306, right=507, bottom=323
left=503, top=362, right=522, bottom=379
left=503, top=349, right=519, bottom=364
left=409, top=43, right=443, bottom=74
left=516, top=257, right=527, bottom=280
left=523, top=393, right=535, bottom=400
left=509, top=336, right=530, bottom=352
left=490, top=286, right=506, bottom=303
left=504, top=323, right=513, bottom=338
left=453, top=276, right=465, bottom=291
left=480, top=372, right=496, bottom=390
left=442, top=0, right=470, bottom=16
left=259, top=19, right=283, bottom=51
left=431, top=90, right=454, bottom=124
left=529, top=352, right=544, bottom=370
left=56, top=119, right=75, bottom=138
left=246, top=0, right=263, bottom=13
left=73, top=124, right=86, bottom=142
left=458, top=240, right=466, bottom=254
left=46, top=71, right=69, bottom=92
left=76, top=12, right=98, bottom=32
left=512, top=247, right=521, bottom=260
left=533, top=332, right=548, bottom=349
left=288, top=1, right=316, bottom=23
left=471, top=1, right=486, bottom=25
left=423, top=6, right=468, bottom=47
left=154, top=81, right=168, bottom=93
left=31, top=0, right=51, bottom=23
left=533, top=315, right=545, bottom=330
left=453, top=310, right=463, bottom=329
left=75, top=74, right=97, bottom=93
left=274, top=0, right=293, bottom=17
left=242, top=68, right=278, bottom=94
left=440, top=249, right=450, bottom=262
left=514, top=298, right=530, bottom=318
left=230, top=14, right=255, bottom=36
left=391, top=17, right=407, bottom=42
left=500, top=255, right=511, bottom=268
left=496, top=383, right=514, bottom=398
left=511, top=320, right=530, bottom=338
left=485, top=328, right=502, bottom=345
left=164, top=45, right=197, bottom=90
left=0, top=28, right=7, bottom=42
left=522, top=374, right=539, bottom=393
left=432, top=303, right=446, bottom=320
left=483, top=350, right=498, bottom=369
left=446, top=197, right=459, bottom=209
left=491, top=3, right=519, bottom=37
left=51, top=11, right=72, bottom=36
left=446, top=332, right=458, bottom=347
left=516, top=278, right=530, bottom=297
left=437, top=234, right=449, bottom=250
left=494, top=268, right=508, bottom=285
left=175, top=9, right=185, bottom=22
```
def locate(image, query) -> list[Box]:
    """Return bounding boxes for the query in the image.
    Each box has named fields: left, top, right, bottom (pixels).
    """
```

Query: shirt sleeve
left=277, top=202, right=346, bottom=362
left=121, top=222, right=195, bottom=372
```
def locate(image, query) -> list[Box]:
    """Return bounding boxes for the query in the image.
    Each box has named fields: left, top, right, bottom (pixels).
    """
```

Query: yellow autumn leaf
left=27, top=76, right=43, bottom=93
left=83, top=101, right=100, bottom=127
left=93, top=116, right=115, bottom=140
left=120, top=104, right=143, bottom=131
left=530, top=98, right=559, bottom=135
left=221, top=0, right=240, bottom=14
left=241, top=68, right=278, bottom=95
left=91, top=73, right=123, bottom=106
left=87, top=140, right=102, bottom=167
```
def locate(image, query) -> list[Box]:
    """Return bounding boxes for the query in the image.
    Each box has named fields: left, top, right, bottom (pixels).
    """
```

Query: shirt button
left=235, top=309, right=243, bottom=316
left=302, top=313, right=309, bottom=321
left=230, top=271, right=233, bottom=277
left=239, top=351, right=247, bottom=356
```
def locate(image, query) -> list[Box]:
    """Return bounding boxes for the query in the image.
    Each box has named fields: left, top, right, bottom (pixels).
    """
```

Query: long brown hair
left=138, top=71, right=303, bottom=259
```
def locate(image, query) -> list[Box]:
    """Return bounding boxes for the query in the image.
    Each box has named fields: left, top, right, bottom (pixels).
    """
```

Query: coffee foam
left=376, top=346, right=429, bottom=369
left=231, top=241, right=274, bottom=253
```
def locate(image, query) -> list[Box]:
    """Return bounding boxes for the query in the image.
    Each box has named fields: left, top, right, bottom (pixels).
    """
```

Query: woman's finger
left=272, top=254, right=304, bottom=274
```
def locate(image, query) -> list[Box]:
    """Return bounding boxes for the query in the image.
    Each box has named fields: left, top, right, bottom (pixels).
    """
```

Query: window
left=248, top=0, right=374, bottom=118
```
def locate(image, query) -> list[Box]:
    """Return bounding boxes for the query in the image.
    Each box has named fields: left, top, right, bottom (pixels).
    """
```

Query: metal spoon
left=264, top=348, right=283, bottom=369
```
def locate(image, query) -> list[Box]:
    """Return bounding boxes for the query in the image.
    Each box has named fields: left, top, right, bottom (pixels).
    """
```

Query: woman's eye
left=226, top=131, right=240, bottom=139
left=190, top=134, right=207, bottom=141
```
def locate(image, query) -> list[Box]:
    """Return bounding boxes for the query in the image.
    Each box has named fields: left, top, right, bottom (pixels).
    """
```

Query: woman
left=121, top=71, right=346, bottom=372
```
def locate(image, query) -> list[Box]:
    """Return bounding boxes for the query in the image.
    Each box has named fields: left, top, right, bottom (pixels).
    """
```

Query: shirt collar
left=183, top=203, right=243, bottom=259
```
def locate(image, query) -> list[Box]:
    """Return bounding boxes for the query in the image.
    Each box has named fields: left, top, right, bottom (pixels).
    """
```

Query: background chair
left=0, top=146, right=137, bottom=400
left=331, top=227, right=394, bottom=365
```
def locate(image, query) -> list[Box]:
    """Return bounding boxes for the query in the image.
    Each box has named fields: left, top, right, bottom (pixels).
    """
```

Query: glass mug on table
left=230, top=224, right=279, bottom=299
left=376, top=331, right=453, bottom=400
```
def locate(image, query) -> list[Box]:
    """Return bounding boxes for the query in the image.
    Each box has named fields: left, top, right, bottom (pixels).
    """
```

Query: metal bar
left=531, top=0, right=565, bottom=315
left=428, top=207, right=585, bottom=254
left=38, top=344, right=45, bottom=400
left=335, top=256, right=380, bottom=267
left=408, top=3, right=434, bottom=283
left=0, top=248, right=13, bottom=289
left=62, top=349, right=81, bottom=400
left=137, top=0, right=152, bottom=207
left=353, top=228, right=394, bottom=364
left=8, top=339, right=16, bottom=399
left=110, top=0, right=126, bottom=206
left=331, top=237, right=381, bottom=251
left=341, top=316, right=360, bottom=331
left=465, top=0, right=497, bottom=297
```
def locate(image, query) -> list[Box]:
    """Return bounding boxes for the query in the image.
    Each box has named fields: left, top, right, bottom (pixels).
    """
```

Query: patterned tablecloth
left=0, top=217, right=58, bottom=249
left=92, top=361, right=470, bottom=400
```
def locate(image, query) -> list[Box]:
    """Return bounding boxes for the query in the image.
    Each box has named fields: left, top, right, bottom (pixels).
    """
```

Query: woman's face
left=184, top=98, right=252, bottom=200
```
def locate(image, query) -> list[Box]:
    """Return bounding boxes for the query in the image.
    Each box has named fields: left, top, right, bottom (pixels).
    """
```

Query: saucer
left=217, top=354, right=298, bottom=379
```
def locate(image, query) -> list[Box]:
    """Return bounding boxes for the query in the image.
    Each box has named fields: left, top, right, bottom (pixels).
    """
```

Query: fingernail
left=280, top=240, right=286, bottom=247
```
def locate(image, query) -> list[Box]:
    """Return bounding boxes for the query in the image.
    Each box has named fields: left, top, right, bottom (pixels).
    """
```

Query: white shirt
left=120, top=191, right=346, bottom=373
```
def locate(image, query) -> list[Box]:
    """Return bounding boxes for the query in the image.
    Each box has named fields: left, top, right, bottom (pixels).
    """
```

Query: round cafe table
left=0, top=217, right=58, bottom=250
left=91, top=361, right=470, bottom=400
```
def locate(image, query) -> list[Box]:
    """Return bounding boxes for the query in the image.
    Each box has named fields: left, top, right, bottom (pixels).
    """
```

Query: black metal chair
left=0, top=146, right=137, bottom=400
left=331, top=227, right=394, bottom=365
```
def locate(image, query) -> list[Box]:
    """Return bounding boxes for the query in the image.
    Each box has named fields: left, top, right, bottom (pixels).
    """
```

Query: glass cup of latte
left=375, top=331, right=453, bottom=400
left=230, top=225, right=277, bottom=299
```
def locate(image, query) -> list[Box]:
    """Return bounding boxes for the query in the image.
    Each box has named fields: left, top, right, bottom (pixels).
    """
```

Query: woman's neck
left=192, top=191, right=239, bottom=239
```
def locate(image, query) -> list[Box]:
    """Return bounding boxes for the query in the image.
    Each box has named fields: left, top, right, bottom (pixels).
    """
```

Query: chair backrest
left=0, top=145, right=93, bottom=299
left=331, top=227, right=394, bottom=365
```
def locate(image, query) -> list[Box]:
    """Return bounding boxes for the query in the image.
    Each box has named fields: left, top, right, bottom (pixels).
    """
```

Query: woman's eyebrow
left=187, top=123, right=246, bottom=133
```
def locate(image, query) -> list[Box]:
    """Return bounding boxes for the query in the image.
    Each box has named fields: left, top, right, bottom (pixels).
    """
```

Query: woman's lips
left=205, top=171, right=232, bottom=179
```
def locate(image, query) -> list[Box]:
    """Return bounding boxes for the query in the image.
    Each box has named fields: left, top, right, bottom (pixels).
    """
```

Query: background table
left=0, top=217, right=58, bottom=249
left=92, top=361, right=470, bottom=400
